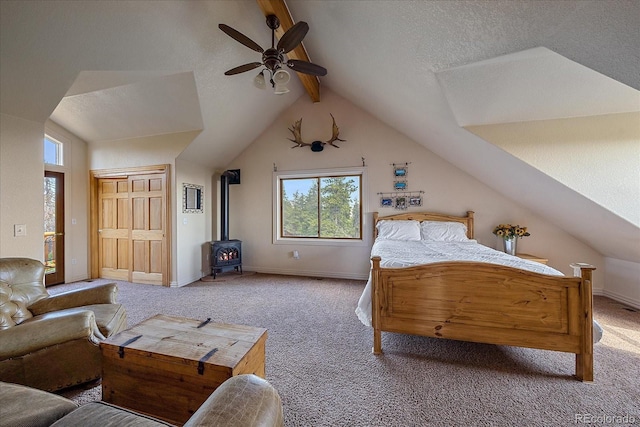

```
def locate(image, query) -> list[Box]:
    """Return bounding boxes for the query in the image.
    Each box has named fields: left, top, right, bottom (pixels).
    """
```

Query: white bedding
left=355, top=239, right=563, bottom=327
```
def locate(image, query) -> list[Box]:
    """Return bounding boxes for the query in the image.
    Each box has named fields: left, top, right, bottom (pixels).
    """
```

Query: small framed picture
left=380, top=197, right=394, bottom=207
left=395, top=197, right=407, bottom=210
left=394, top=180, right=407, bottom=190
left=183, top=183, right=204, bottom=213
left=393, top=167, right=408, bottom=178
left=409, top=196, right=422, bottom=207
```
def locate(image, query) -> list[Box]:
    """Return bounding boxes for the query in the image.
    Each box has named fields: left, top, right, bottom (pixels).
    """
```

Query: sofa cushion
left=0, top=280, right=33, bottom=330
left=50, top=401, right=173, bottom=427
left=0, top=381, right=78, bottom=427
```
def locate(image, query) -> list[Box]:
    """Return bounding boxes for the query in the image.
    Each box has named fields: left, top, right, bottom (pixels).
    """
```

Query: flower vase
left=503, top=237, right=517, bottom=255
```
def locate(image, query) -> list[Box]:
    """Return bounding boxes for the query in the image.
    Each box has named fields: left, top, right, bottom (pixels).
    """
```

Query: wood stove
left=210, top=169, right=242, bottom=278
left=210, top=239, right=242, bottom=278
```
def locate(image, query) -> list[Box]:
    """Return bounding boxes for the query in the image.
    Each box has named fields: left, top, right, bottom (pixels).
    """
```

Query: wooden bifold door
left=92, top=166, right=170, bottom=286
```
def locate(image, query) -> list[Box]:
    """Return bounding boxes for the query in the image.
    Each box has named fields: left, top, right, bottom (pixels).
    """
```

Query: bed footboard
left=371, top=256, right=595, bottom=381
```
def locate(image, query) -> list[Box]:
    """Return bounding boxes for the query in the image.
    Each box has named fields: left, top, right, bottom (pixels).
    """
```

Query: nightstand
left=516, top=253, right=548, bottom=265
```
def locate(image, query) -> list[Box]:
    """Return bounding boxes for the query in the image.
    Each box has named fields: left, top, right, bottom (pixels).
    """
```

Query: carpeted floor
left=52, top=273, right=640, bottom=426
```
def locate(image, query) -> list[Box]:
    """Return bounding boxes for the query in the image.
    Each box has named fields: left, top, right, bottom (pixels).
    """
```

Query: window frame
left=273, top=167, right=368, bottom=247
left=44, top=134, right=64, bottom=166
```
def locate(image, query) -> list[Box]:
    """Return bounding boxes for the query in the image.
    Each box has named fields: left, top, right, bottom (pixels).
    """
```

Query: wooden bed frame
left=370, top=211, right=596, bottom=381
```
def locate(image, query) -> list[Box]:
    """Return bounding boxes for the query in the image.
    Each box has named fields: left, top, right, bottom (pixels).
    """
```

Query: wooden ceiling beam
left=256, top=0, right=321, bottom=102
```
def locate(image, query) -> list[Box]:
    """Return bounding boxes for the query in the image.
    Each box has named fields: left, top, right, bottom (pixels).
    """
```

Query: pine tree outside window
left=275, top=168, right=364, bottom=242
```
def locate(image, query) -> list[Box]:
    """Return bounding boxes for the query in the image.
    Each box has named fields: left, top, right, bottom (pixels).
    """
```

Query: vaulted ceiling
left=1, top=1, right=639, bottom=261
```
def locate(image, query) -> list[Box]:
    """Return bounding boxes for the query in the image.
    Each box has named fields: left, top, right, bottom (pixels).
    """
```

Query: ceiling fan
left=219, top=15, right=327, bottom=93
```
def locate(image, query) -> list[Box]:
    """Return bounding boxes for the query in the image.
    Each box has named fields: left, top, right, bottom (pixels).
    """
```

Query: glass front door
left=44, top=171, right=64, bottom=286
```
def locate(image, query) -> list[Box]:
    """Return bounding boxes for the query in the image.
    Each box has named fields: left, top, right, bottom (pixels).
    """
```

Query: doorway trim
left=44, top=170, right=65, bottom=286
left=90, top=164, right=172, bottom=286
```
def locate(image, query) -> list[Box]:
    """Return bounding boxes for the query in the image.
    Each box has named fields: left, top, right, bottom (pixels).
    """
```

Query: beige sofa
left=0, top=258, right=127, bottom=391
left=1, top=374, right=284, bottom=427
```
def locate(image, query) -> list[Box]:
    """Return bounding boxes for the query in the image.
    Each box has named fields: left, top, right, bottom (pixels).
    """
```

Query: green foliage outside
left=44, top=176, right=57, bottom=272
left=282, top=175, right=361, bottom=239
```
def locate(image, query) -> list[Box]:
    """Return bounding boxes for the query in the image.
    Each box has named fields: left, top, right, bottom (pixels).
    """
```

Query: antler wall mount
left=287, top=114, right=345, bottom=152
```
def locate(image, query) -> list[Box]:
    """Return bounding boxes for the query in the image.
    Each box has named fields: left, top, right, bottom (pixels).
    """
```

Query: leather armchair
left=1, top=374, right=284, bottom=427
left=0, top=258, right=127, bottom=391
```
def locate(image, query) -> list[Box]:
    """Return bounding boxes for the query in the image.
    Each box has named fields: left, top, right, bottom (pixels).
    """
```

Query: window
left=275, top=168, right=363, bottom=242
left=44, top=135, right=63, bottom=165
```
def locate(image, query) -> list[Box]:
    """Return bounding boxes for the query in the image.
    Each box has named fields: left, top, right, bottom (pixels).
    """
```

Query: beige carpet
left=52, top=274, right=640, bottom=426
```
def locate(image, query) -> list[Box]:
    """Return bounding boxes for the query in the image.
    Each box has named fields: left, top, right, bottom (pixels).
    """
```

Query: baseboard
left=602, top=289, right=640, bottom=310
left=242, top=265, right=369, bottom=281
left=174, top=275, right=201, bottom=287
left=67, top=275, right=90, bottom=283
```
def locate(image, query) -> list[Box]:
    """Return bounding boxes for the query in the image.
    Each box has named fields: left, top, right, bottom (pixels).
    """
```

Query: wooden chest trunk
left=101, top=314, right=267, bottom=425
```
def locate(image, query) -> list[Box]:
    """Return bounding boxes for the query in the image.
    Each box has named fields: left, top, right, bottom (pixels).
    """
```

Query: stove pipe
left=220, top=169, right=240, bottom=241
left=220, top=172, right=230, bottom=241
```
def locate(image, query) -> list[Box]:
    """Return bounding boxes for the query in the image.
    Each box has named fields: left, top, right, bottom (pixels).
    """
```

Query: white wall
left=88, top=130, right=199, bottom=171
left=44, top=120, right=89, bottom=282
left=604, top=258, right=640, bottom=309
left=0, top=120, right=209, bottom=286
left=225, top=90, right=605, bottom=289
left=466, top=112, right=640, bottom=227
left=175, top=158, right=214, bottom=286
left=0, top=113, right=45, bottom=260
left=1, top=115, right=90, bottom=283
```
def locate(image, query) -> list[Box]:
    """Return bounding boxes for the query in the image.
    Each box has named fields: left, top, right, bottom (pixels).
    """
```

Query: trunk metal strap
left=197, top=318, right=212, bottom=328
left=118, top=334, right=142, bottom=358
left=198, top=348, right=219, bottom=375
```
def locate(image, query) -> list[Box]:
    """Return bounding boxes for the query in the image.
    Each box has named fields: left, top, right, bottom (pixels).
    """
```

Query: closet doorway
left=90, top=165, right=171, bottom=286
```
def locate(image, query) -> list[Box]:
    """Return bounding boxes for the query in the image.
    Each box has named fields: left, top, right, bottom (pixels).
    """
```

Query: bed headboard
left=373, top=211, right=475, bottom=239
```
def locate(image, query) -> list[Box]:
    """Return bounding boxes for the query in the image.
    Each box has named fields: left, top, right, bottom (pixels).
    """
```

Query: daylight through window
left=44, top=135, right=63, bottom=166
left=280, top=174, right=362, bottom=239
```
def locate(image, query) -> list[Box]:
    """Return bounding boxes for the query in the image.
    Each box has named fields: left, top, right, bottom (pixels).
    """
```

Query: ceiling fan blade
left=219, top=24, right=264, bottom=53
left=277, top=21, right=309, bottom=54
left=287, top=59, right=327, bottom=77
left=224, top=62, right=263, bottom=76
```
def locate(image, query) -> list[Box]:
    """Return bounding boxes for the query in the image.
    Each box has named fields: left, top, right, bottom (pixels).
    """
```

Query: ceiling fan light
left=273, top=83, right=290, bottom=95
left=273, top=69, right=290, bottom=85
left=253, top=71, right=266, bottom=89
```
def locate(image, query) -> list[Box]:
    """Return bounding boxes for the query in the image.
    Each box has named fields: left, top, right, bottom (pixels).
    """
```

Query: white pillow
left=420, top=221, right=470, bottom=242
left=376, top=220, right=421, bottom=241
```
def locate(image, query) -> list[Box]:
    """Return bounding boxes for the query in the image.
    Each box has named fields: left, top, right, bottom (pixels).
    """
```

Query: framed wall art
left=377, top=191, right=425, bottom=209
left=394, top=180, right=407, bottom=190
left=392, top=162, right=410, bottom=191
left=380, top=197, right=394, bottom=207
left=183, top=183, right=204, bottom=213
left=393, top=166, right=408, bottom=178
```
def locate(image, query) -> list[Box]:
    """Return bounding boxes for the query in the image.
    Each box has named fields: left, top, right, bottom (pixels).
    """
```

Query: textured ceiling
left=1, top=1, right=639, bottom=261
left=51, top=72, right=204, bottom=142
left=437, top=47, right=640, bottom=126
left=2, top=0, right=638, bottom=169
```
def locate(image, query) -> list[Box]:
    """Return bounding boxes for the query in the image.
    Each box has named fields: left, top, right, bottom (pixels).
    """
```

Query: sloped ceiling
left=437, top=47, right=640, bottom=126
left=50, top=72, right=204, bottom=142
left=1, top=1, right=639, bottom=262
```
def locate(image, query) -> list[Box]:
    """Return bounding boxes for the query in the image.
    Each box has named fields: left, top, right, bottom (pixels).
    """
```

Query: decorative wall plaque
left=183, top=183, right=204, bottom=213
